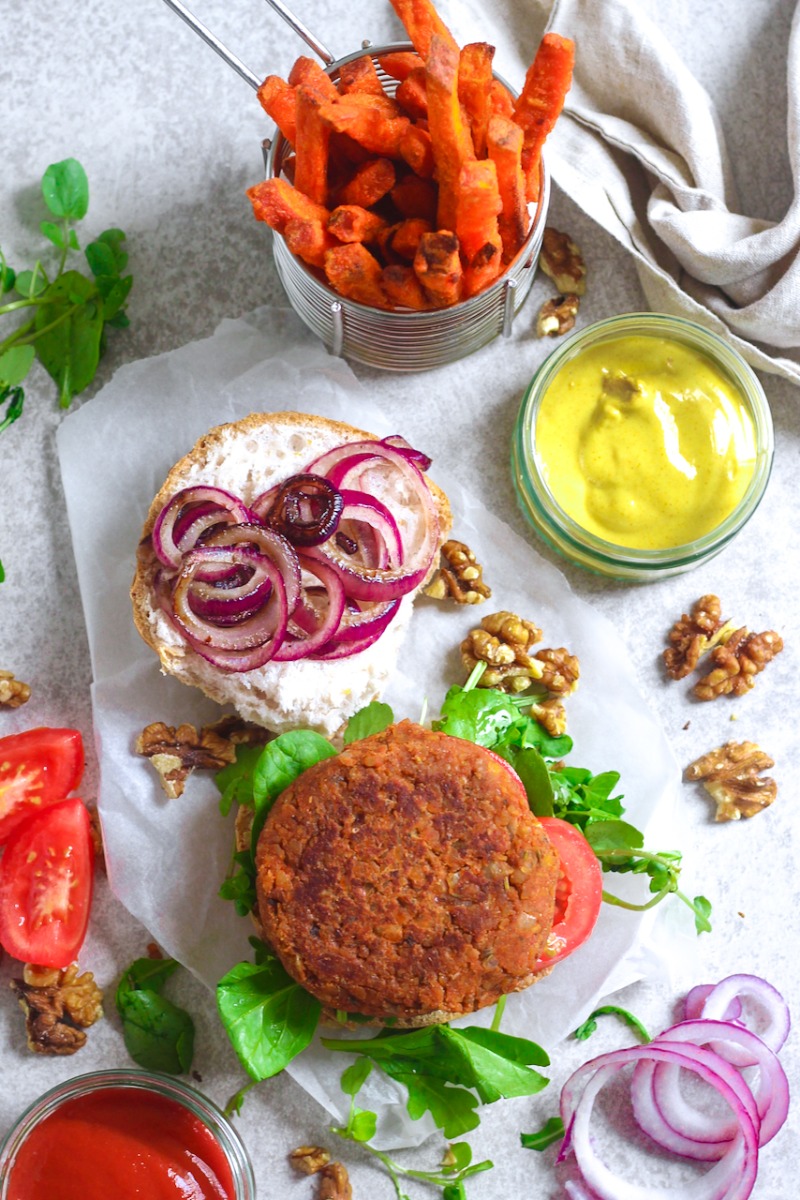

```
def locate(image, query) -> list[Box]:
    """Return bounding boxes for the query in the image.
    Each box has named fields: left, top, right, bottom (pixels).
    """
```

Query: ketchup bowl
left=0, top=1069, right=255, bottom=1200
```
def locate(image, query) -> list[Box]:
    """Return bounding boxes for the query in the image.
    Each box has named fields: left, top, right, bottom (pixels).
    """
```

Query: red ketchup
left=5, top=1087, right=236, bottom=1200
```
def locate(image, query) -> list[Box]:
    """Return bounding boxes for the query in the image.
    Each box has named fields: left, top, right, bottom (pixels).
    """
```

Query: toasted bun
left=131, top=412, right=451, bottom=737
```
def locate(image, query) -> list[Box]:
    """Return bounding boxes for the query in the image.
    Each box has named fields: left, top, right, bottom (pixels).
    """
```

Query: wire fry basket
left=162, top=4, right=550, bottom=372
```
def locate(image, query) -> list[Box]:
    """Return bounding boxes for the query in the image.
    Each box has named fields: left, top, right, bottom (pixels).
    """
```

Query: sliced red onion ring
left=684, top=985, right=743, bottom=1024
left=202, top=524, right=301, bottom=615
left=338, top=489, right=403, bottom=569
left=559, top=1043, right=760, bottom=1200
left=335, top=597, right=400, bottom=643
left=689, top=975, right=791, bottom=1061
left=272, top=554, right=347, bottom=662
left=152, top=486, right=255, bottom=569
left=172, top=547, right=287, bottom=651
left=381, top=434, right=432, bottom=471
left=256, top=473, right=344, bottom=547
left=188, top=568, right=274, bottom=625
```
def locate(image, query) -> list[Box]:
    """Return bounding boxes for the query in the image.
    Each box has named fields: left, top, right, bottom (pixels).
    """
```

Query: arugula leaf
left=115, top=955, right=195, bottom=1074
left=573, top=1004, right=652, bottom=1043
left=216, top=953, right=320, bottom=1080
left=343, top=700, right=394, bottom=744
left=520, top=1117, right=565, bottom=1151
left=41, top=158, right=89, bottom=221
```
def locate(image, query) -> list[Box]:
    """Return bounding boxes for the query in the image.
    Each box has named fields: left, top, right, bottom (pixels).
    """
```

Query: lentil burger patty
left=255, top=721, right=560, bottom=1020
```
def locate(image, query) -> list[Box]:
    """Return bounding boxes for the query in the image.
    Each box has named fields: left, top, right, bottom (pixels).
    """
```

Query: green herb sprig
left=0, top=157, right=132, bottom=420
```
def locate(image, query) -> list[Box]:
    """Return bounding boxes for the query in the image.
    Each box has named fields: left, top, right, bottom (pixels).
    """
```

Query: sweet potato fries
left=248, top=0, right=573, bottom=311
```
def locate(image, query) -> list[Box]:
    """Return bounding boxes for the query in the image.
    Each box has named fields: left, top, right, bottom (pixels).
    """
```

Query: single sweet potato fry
left=390, top=217, right=433, bottom=260
left=391, top=174, right=438, bottom=222
left=513, top=32, right=575, bottom=202
left=328, top=204, right=390, bottom=244
left=247, top=178, right=330, bottom=234
left=288, top=56, right=339, bottom=101
left=488, top=78, right=515, bottom=118
left=294, top=85, right=331, bottom=205
left=486, top=115, right=528, bottom=262
left=426, top=34, right=475, bottom=231
left=338, top=54, right=386, bottom=96
left=396, top=67, right=428, bottom=120
left=413, top=229, right=463, bottom=307
left=257, top=75, right=297, bottom=145
left=336, top=157, right=396, bottom=207
left=377, top=50, right=425, bottom=81
left=381, top=263, right=430, bottom=309
left=324, top=242, right=388, bottom=307
left=387, top=0, right=459, bottom=58
left=319, top=98, right=410, bottom=157
left=399, top=124, right=435, bottom=178
left=458, top=42, right=494, bottom=159
left=455, top=159, right=503, bottom=296
left=284, top=216, right=337, bottom=268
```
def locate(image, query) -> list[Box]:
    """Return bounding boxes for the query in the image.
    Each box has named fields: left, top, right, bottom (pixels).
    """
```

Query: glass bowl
left=0, top=1069, right=256, bottom=1200
left=512, top=313, right=774, bottom=581
left=263, top=42, right=550, bottom=372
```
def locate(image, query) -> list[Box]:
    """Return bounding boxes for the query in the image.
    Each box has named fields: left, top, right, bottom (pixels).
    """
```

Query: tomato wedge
left=0, top=797, right=94, bottom=967
left=536, top=816, right=603, bottom=969
left=0, top=727, right=84, bottom=845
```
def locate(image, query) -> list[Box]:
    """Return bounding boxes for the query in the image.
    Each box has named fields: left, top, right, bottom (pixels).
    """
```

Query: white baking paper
left=56, top=306, right=694, bottom=1148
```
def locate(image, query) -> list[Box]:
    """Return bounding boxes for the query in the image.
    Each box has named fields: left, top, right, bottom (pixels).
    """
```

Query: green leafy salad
left=210, top=668, right=709, bottom=1199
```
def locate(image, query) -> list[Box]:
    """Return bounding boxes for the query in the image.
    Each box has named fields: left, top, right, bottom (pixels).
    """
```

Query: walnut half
left=11, top=964, right=104, bottom=1055
left=685, top=741, right=777, bottom=821
left=135, top=720, right=240, bottom=798
left=0, top=669, right=31, bottom=708
left=536, top=293, right=580, bottom=338
left=424, top=539, right=492, bottom=605
left=693, top=629, right=784, bottom=700
left=539, top=227, right=587, bottom=295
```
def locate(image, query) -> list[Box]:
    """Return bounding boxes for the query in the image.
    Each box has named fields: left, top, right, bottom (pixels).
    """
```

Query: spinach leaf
left=217, top=952, right=320, bottom=1080
left=115, top=955, right=195, bottom=1074
left=343, top=700, right=394, bottom=744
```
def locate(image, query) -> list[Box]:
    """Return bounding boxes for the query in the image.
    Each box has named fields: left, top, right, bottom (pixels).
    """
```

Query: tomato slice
left=535, top=816, right=603, bottom=969
left=0, top=727, right=84, bottom=845
left=0, top=797, right=94, bottom=967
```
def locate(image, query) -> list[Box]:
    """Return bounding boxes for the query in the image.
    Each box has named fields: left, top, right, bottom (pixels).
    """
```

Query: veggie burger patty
left=255, top=721, right=560, bottom=1020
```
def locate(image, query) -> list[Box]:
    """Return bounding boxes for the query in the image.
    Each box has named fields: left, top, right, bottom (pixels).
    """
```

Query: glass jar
left=0, top=1069, right=256, bottom=1200
left=512, top=313, right=774, bottom=581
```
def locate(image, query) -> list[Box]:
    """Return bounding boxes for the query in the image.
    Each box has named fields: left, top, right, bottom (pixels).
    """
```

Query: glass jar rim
left=0, top=1068, right=256, bottom=1200
left=513, top=313, right=774, bottom=577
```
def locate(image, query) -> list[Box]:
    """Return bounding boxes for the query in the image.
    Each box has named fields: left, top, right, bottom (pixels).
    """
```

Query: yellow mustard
left=534, top=335, right=758, bottom=550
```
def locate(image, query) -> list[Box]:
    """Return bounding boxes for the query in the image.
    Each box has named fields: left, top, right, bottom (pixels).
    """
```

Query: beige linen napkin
left=441, top=0, right=800, bottom=383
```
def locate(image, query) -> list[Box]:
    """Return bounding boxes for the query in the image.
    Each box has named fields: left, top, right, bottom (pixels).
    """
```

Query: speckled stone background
left=1, top=0, right=798, bottom=1196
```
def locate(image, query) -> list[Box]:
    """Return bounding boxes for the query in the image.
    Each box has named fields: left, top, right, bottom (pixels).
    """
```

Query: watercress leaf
left=15, top=269, right=47, bottom=298
left=442, top=1185, right=467, bottom=1200
left=340, top=1056, right=373, bottom=1098
left=40, top=220, right=65, bottom=250
left=0, top=263, right=16, bottom=293
left=584, top=819, right=644, bottom=855
left=343, top=700, right=393, bottom=744
left=34, top=271, right=103, bottom=406
left=216, top=744, right=265, bottom=815
left=218, top=851, right=257, bottom=916
left=97, top=227, right=128, bottom=269
left=693, top=894, right=713, bottom=934
left=97, top=274, right=132, bottom=320
left=117, top=988, right=195, bottom=1074
left=0, top=561, right=4, bottom=583
left=41, top=157, right=89, bottom=221
left=447, top=1142, right=473, bottom=1170
left=68, top=228, right=80, bottom=251
left=518, top=719, right=573, bottom=759
left=459, top=1027, right=550, bottom=1068
left=520, top=1116, right=565, bottom=1151
left=216, top=956, right=320, bottom=1080
left=106, top=310, right=130, bottom=329
left=450, top=1028, right=549, bottom=1103
left=85, top=240, right=117, bottom=278
left=349, top=1109, right=378, bottom=1143
left=0, top=345, right=34, bottom=386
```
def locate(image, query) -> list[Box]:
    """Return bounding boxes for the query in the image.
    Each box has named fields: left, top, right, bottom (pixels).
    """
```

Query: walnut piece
left=0, top=669, right=31, bottom=708
left=530, top=697, right=568, bottom=738
left=685, top=741, right=777, bottom=821
left=693, top=628, right=784, bottom=700
left=424, top=539, right=491, bottom=605
left=11, top=964, right=104, bottom=1055
left=537, top=293, right=580, bottom=338
left=318, top=1163, right=352, bottom=1200
left=664, top=594, right=731, bottom=679
left=534, top=646, right=580, bottom=695
left=289, top=1146, right=331, bottom=1175
left=135, top=720, right=240, bottom=798
left=461, top=610, right=545, bottom=692
left=539, top=227, right=587, bottom=295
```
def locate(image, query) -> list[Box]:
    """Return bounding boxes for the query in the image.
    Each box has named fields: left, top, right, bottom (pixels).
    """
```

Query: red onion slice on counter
left=685, top=974, right=791, bottom=1060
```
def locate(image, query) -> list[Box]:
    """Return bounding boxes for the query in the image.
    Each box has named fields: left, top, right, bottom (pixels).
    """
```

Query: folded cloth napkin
left=442, top=0, right=800, bottom=383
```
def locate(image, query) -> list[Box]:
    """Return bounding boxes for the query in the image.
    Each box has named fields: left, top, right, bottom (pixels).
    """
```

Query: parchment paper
left=56, top=307, right=697, bottom=1148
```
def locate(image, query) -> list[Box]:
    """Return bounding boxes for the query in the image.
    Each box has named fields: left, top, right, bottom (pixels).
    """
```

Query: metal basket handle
left=160, top=0, right=334, bottom=91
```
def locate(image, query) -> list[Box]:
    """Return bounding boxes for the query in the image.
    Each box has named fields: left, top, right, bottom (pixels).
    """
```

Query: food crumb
left=683, top=721, right=691, bottom=730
